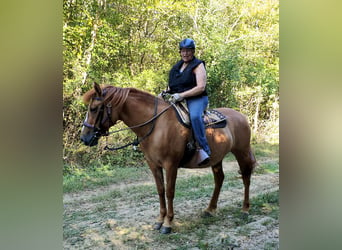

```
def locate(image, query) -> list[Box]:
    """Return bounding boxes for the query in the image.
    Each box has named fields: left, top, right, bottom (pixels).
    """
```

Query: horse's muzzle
left=80, top=133, right=99, bottom=147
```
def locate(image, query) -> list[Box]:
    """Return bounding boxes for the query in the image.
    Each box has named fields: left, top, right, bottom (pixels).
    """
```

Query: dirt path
left=64, top=159, right=279, bottom=249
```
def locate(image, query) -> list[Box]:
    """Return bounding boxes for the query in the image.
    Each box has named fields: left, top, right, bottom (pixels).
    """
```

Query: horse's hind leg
left=232, top=147, right=256, bottom=212
left=204, top=161, right=224, bottom=216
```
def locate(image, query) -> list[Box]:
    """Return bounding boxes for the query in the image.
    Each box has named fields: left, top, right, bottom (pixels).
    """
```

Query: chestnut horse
left=80, top=82, right=256, bottom=234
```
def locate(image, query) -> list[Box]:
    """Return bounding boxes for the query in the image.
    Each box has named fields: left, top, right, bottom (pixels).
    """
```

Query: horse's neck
left=119, top=94, right=158, bottom=137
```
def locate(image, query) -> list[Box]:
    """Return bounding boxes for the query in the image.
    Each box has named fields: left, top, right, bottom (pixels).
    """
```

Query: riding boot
left=197, top=148, right=210, bottom=166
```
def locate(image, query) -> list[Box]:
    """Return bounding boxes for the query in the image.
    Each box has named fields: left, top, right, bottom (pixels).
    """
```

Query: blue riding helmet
left=179, top=38, right=196, bottom=49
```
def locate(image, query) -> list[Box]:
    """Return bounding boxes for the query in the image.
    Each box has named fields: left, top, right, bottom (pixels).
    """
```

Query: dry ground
left=64, top=158, right=279, bottom=249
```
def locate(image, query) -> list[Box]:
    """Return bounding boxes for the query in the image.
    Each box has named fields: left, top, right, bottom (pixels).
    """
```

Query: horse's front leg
left=149, top=163, right=166, bottom=230
left=160, top=165, right=178, bottom=234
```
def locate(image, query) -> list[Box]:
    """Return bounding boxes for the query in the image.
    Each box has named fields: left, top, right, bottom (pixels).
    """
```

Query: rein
left=104, top=97, right=172, bottom=151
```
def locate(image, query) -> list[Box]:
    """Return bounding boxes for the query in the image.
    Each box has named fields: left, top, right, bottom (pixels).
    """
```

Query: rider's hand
left=171, top=93, right=184, bottom=103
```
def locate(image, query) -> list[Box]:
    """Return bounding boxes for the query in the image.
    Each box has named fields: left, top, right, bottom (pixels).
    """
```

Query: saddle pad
left=172, top=101, right=227, bottom=129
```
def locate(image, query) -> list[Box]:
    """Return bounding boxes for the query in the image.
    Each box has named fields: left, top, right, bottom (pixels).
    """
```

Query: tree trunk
left=253, top=94, right=262, bottom=135
left=81, top=19, right=98, bottom=85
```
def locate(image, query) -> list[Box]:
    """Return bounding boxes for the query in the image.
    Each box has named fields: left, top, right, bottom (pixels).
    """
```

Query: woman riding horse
left=166, top=38, right=211, bottom=166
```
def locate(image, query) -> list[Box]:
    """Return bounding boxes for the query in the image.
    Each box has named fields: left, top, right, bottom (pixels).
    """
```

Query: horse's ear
left=93, top=82, right=102, bottom=97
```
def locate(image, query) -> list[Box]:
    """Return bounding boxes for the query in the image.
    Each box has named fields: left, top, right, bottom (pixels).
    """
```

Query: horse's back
left=215, top=107, right=248, bottom=123
left=214, top=107, right=252, bottom=149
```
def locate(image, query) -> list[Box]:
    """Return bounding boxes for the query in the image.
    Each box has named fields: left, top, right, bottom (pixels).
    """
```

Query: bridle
left=83, top=92, right=172, bottom=151
left=83, top=95, right=113, bottom=139
left=104, top=97, right=172, bottom=151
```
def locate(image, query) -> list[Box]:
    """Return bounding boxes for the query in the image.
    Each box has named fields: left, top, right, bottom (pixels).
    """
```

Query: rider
left=167, top=38, right=211, bottom=165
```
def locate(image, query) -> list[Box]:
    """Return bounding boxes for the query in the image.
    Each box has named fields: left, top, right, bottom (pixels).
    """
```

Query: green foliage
left=63, top=0, right=279, bottom=169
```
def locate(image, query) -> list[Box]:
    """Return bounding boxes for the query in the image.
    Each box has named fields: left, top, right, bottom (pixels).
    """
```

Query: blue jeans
left=186, top=96, right=211, bottom=155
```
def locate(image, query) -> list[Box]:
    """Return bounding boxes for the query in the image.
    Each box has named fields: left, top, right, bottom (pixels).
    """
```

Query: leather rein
left=102, top=97, right=172, bottom=151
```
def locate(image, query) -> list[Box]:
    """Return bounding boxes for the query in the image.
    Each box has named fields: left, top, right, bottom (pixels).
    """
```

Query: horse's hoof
left=153, top=222, right=163, bottom=230
left=202, top=211, right=213, bottom=218
left=160, top=226, right=172, bottom=234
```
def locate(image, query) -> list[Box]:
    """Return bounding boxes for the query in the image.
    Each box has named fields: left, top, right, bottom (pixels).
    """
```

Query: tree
left=63, top=0, right=279, bottom=167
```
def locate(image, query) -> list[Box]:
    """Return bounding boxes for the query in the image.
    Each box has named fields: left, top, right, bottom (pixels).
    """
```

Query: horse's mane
left=83, top=85, right=156, bottom=106
left=127, top=87, right=156, bottom=103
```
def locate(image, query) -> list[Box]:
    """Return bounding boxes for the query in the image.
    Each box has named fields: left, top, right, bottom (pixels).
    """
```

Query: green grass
left=63, top=164, right=150, bottom=193
left=250, top=190, right=279, bottom=220
left=63, top=142, right=279, bottom=194
left=263, top=162, right=279, bottom=173
left=77, top=172, right=241, bottom=205
left=63, top=142, right=279, bottom=249
left=91, top=189, right=123, bottom=202
left=252, top=142, right=279, bottom=159
left=148, top=190, right=278, bottom=249
left=223, top=142, right=279, bottom=162
left=254, top=161, right=279, bottom=174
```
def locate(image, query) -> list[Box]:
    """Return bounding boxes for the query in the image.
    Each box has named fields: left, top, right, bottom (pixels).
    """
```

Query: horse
left=80, top=82, right=256, bottom=234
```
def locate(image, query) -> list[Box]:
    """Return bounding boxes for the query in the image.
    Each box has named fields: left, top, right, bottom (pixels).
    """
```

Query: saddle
left=160, top=93, right=227, bottom=167
left=171, top=100, right=227, bottom=129
left=171, top=100, right=227, bottom=168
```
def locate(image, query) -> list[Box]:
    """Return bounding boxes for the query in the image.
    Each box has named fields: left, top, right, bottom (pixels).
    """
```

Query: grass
left=63, top=174, right=279, bottom=244
left=91, top=189, right=122, bottom=202
left=63, top=142, right=279, bottom=248
left=63, top=142, right=278, bottom=194
left=67, top=172, right=240, bottom=207
left=254, top=161, right=279, bottom=175
left=250, top=190, right=279, bottom=220
left=149, top=190, right=279, bottom=249
left=64, top=189, right=279, bottom=249
left=63, top=164, right=151, bottom=193
left=253, top=142, right=279, bottom=159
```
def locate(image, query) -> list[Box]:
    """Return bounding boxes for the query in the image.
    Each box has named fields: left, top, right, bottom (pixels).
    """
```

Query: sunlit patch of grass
left=253, top=142, right=279, bottom=159
left=223, top=142, right=278, bottom=163
left=63, top=165, right=150, bottom=193
left=174, top=172, right=242, bottom=201
left=263, top=162, right=279, bottom=173
left=89, top=183, right=156, bottom=205
left=175, top=175, right=213, bottom=199
left=91, top=189, right=123, bottom=202
left=254, top=161, right=279, bottom=174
